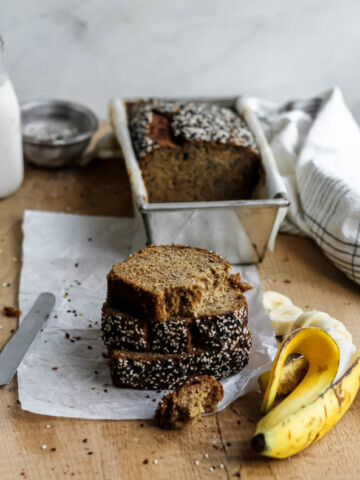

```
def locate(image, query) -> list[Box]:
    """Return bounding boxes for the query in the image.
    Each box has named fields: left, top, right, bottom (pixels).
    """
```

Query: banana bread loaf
left=127, top=100, right=262, bottom=203
left=104, top=244, right=253, bottom=390
left=107, top=245, right=231, bottom=322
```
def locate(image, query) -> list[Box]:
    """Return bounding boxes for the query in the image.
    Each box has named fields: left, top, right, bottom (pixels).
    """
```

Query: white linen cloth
left=17, top=210, right=276, bottom=419
left=245, top=88, right=360, bottom=285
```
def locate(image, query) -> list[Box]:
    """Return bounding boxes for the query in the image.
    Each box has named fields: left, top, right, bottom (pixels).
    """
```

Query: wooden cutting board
left=0, top=124, right=359, bottom=480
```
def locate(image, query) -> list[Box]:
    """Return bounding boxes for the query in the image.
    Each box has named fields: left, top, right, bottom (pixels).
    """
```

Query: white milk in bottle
left=0, top=37, right=23, bottom=198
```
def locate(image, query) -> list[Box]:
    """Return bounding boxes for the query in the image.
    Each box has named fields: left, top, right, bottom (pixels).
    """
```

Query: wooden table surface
left=0, top=125, right=359, bottom=480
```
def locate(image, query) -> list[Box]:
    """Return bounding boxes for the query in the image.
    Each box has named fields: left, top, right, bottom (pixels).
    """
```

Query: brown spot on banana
left=310, top=432, right=320, bottom=446
left=317, top=364, right=328, bottom=374
left=337, top=383, right=344, bottom=397
left=306, top=417, right=316, bottom=427
left=333, top=385, right=346, bottom=409
left=333, top=389, right=343, bottom=409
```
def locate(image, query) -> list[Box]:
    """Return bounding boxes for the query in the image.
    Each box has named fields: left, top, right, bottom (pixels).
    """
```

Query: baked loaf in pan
left=127, top=100, right=262, bottom=203
left=109, top=332, right=251, bottom=390
left=101, top=284, right=248, bottom=354
left=103, top=244, right=252, bottom=390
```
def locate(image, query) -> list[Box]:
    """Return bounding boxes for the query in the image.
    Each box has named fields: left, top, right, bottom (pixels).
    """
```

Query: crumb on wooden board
left=3, top=305, right=22, bottom=317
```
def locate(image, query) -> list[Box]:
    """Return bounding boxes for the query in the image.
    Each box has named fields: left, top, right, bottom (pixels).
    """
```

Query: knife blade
left=0, top=292, right=55, bottom=386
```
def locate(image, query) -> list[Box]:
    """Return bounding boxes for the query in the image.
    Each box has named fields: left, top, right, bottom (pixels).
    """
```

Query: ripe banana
left=269, top=305, right=303, bottom=336
left=263, top=291, right=293, bottom=313
left=252, top=328, right=360, bottom=458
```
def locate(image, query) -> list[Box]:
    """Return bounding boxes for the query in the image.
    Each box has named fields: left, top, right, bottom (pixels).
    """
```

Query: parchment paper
left=17, top=210, right=277, bottom=419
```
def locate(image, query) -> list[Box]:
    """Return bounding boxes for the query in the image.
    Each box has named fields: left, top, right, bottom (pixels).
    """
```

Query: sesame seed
left=153, top=459, right=158, bottom=464
left=195, top=460, right=200, bottom=466
left=204, top=453, right=209, bottom=458
left=42, top=445, right=47, bottom=449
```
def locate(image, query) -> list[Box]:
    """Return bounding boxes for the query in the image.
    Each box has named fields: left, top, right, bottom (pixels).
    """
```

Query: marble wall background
left=2, top=0, right=360, bottom=120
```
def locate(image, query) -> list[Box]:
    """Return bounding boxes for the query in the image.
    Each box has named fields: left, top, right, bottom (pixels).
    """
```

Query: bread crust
left=101, top=296, right=248, bottom=354
left=109, top=333, right=251, bottom=390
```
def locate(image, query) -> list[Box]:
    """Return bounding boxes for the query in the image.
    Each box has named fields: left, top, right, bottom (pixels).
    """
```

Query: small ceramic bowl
left=21, top=99, right=99, bottom=168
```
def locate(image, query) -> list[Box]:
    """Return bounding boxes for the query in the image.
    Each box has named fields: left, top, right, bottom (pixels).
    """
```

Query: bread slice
left=109, top=332, right=251, bottom=390
left=155, top=376, right=224, bottom=429
left=107, top=245, right=231, bottom=322
left=102, top=282, right=248, bottom=354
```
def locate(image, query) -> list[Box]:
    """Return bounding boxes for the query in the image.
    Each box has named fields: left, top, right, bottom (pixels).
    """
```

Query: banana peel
left=252, top=327, right=360, bottom=458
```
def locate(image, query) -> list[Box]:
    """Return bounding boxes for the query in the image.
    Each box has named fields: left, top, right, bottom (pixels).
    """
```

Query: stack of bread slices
left=101, top=245, right=252, bottom=390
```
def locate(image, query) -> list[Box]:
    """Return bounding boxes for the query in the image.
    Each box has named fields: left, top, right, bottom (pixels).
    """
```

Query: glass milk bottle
left=0, top=37, right=23, bottom=198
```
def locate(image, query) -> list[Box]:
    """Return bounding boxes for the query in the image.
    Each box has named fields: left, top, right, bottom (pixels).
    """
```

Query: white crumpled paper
left=18, top=210, right=277, bottom=419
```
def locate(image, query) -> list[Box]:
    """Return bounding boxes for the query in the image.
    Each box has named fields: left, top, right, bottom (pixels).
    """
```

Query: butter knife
left=0, top=292, right=55, bottom=386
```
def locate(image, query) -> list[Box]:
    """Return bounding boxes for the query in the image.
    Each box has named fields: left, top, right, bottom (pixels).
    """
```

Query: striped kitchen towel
left=250, top=87, right=360, bottom=285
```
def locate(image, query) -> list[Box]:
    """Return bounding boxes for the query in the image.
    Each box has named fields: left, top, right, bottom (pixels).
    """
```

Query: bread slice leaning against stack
left=102, top=245, right=252, bottom=390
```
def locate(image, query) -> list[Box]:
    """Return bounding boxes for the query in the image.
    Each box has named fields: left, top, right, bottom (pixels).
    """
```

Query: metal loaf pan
left=109, top=96, right=289, bottom=264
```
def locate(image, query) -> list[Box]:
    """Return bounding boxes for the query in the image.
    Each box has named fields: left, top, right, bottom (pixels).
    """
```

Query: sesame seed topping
left=129, top=100, right=259, bottom=158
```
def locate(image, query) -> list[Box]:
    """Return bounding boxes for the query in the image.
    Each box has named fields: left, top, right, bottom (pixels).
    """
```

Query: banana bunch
left=252, top=327, right=360, bottom=458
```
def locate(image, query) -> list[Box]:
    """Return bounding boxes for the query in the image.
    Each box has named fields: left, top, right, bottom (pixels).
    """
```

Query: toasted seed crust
left=109, top=332, right=252, bottom=390
left=101, top=291, right=248, bottom=354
